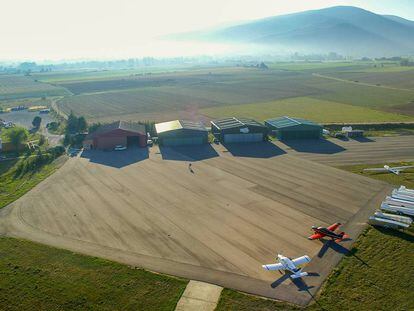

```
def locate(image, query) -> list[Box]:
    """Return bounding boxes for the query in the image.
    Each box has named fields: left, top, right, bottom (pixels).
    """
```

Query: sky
left=0, top=0, right=413, bottom=61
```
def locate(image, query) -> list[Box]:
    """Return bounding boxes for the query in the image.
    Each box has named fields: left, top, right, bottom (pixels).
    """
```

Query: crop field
left=0, top=75, right=69, bottom=100
left=320, top=69, right=414, bottom=90
left=51, top=64, right=414, bottom=123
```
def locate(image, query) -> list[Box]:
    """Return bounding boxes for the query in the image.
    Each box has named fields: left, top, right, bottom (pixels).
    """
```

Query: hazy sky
left=1, top=0, right=413, bottom=61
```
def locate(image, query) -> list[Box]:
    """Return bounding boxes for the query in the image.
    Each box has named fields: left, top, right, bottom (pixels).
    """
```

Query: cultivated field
left=2, top=143, right=388, bottom=304
left=0, top=75, right=69, bottom=100
left=52, top=64, right=414, bottom=123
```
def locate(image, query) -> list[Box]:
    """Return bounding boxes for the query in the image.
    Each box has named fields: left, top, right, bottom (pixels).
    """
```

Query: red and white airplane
left=308, top=223, right=349, bottom=242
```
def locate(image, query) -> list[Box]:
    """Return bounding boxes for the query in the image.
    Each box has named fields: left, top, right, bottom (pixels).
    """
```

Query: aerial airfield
left=2, top=117, right=412, bottom=306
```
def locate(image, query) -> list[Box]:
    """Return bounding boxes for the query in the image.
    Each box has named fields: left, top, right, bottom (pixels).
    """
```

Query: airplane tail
left=290, top=271, right=308, bottom=279
left=335, top=232, right=349, bottom=242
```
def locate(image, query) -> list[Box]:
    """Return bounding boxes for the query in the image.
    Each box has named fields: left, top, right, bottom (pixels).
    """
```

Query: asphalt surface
left=274, top=135, right=414, bottom=165
left=0, top=142, right=390, bottom=306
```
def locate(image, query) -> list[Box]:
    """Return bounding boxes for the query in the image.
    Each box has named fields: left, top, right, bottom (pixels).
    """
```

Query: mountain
left=171, top=6, right=414, bottom=57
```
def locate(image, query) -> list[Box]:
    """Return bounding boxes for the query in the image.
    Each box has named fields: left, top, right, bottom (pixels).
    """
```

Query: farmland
left=0, top=75, right=69, bottom=100
left=52, top=63, right=414, bottom=123
left=200, top=97, right=414, bottom=123
left=1, top=61, right=414, bottom=124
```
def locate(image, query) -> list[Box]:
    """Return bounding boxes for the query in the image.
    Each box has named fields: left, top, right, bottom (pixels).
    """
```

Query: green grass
left=201, top=97, right=414, bottom=123
left=0, top=236, right=187, bottom=311
left=338, top=161, right=414, bottom=189
left=0, top=157, right=63, bottom=209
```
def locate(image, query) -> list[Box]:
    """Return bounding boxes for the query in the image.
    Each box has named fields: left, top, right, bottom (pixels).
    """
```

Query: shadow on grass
left=281, top=139, right=346, bottom=154
left=223, top=142, right=285, bottom=158
left=373, top=226, right=414, bottom=242
left=159, top=144, right=219, bottom=162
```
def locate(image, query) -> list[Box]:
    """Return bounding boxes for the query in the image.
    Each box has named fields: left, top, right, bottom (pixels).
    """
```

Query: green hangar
left=265, top=116, right=323, bottom=140
left=211, top=117, right=268, bottom=143
left=155, top=120, right=208, bottom=146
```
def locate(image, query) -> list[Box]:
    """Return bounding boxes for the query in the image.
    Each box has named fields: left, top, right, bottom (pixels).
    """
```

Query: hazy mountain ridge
left=171, top=6, right=414, bottom=57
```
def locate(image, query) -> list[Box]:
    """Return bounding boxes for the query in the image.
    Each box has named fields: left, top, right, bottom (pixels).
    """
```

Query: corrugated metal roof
left=211, top=117, right=265, bottom=130
left=86, top=121, right=146, bottom=139
left=265, top=116, right=322, bottom=129
left=155, top=120, right=206, bottom=134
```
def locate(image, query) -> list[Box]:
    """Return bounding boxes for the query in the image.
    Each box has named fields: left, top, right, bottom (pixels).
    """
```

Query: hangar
left=155, top=120, right=208, bottom=146
left=83, top=121, right=147, bottom=150
left=211, top=117, right=268, bottom=143
left=265, top=116, right=323, bottom=140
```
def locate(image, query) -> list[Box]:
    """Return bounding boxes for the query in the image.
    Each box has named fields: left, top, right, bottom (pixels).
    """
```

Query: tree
left=77, top=116, right=87, bottom=133
left=66, top=111, right=79, bottom=134
left=32, top=116, right=42, bottom=128
left=6, top=127, right=29, bottom=150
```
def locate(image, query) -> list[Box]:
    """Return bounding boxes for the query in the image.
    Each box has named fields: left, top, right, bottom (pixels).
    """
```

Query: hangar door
left=162, top=137, right=204, bottom=146
left=224, top=133, right=263, bottom=143
left=279, top=130, right=320, bottom=140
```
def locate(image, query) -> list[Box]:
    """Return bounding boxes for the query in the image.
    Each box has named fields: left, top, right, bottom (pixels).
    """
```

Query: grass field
left=0, top=75, right=69, bottom=100
left=200, top=97, right=414, bottom=123
left=0, top=236, right=186, bottom=311
left=338, top=161, right=414, bottom=189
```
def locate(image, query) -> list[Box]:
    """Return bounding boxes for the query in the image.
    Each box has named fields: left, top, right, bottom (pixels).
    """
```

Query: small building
left=265, top=116, right=322, bottom=140
left=83, top=121, right=147, bottom=150
left=211, top=117, right=268, bottom=143
left=155, top=120, right=208, bottom=146
left=341, top=126, right=364, bottom=138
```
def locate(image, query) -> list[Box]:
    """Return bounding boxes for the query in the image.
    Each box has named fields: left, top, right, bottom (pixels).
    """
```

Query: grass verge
left=0, top=156, right=66, bottom=209
left=0, top=237, right=187, bottom=310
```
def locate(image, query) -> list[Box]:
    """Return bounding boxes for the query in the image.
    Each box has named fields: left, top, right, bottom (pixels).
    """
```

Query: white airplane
left=363, top=165, right=414, bottom=175
left=262, top=254, right=311, bottom=279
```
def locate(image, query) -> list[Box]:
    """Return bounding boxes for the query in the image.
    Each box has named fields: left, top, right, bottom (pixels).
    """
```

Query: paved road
left=0, top=144, right=388, bottom=306
left=273, top=135, right=414, bottom=166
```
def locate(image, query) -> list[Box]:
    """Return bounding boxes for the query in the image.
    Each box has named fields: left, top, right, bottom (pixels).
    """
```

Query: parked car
left=147, top=139, right=153, bottom=147
left=114, top=145, right=127, bottom=151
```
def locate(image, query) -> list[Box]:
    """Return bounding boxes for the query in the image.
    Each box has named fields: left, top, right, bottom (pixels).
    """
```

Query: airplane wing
left=327, top=223, right=341, bottom=231
left=308, top=233, right=325, bottom=240
left=262, top=263, right=283, bottom=271
left=292, top=255, right=311, bottom=266
left=363, top=168, right=388, bottom=172
left=392, top=166, right=414, bottom=171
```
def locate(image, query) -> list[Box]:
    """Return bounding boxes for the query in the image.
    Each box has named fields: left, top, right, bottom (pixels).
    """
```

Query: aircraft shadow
left=317, top=239, right=370, bottom=266
left=270, top=271, right=318, bottom=291
left=281, top=138, right=346, bottom=154
left=317, top=239, right=352, bottom=258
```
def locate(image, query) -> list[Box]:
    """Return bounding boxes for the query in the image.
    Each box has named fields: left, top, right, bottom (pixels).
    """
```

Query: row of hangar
left=83, top=116, right=323, bottom=150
